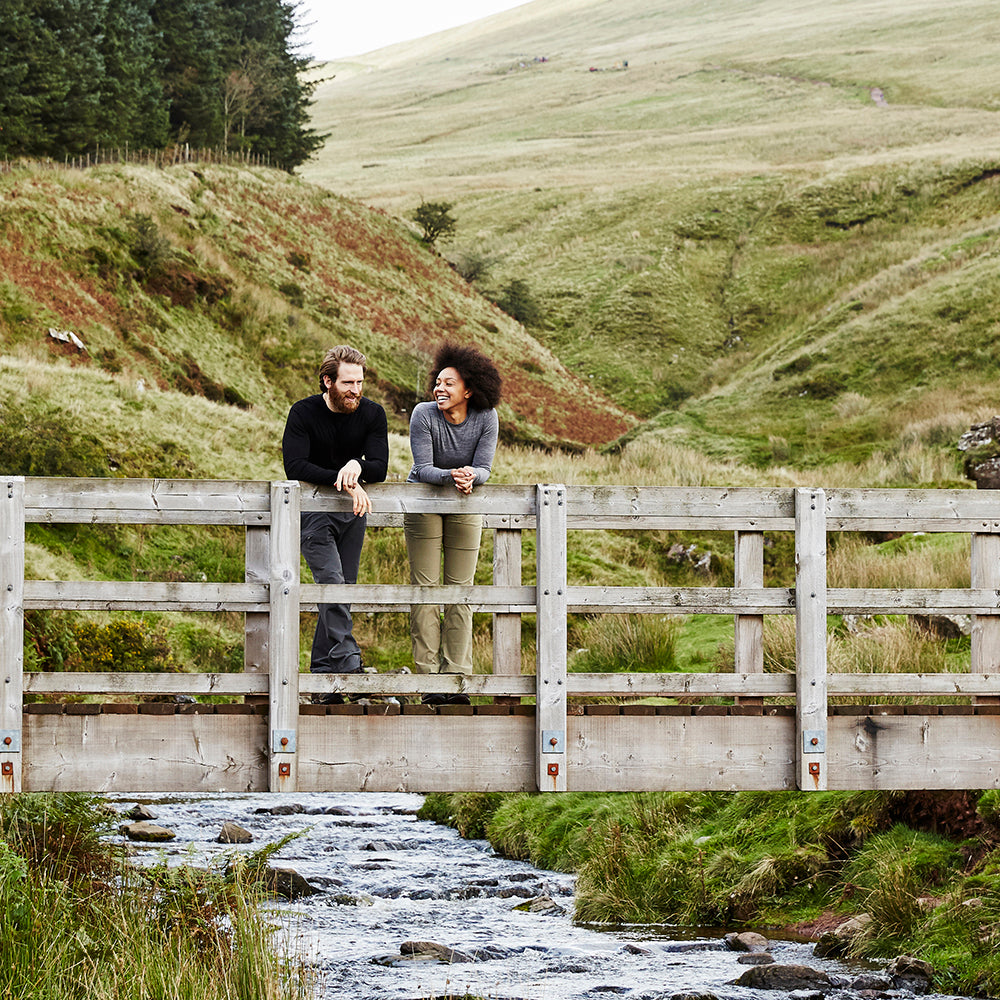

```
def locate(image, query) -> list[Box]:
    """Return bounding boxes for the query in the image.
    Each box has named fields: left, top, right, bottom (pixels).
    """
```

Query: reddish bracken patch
left=502, top=365, right=631, bottom=446
left=0, top=242, right=125, bottom=333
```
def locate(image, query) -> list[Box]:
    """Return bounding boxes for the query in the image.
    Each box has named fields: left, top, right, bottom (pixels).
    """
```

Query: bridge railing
left=3, top=477, right=999, bottom=794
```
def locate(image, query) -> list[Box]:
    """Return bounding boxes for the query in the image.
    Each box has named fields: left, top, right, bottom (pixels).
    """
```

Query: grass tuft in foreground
left=0, top=793, right=309, bottom=1000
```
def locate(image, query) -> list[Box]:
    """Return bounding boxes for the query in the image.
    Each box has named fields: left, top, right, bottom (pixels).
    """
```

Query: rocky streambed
left=113, top=792, right=968, bottom=1000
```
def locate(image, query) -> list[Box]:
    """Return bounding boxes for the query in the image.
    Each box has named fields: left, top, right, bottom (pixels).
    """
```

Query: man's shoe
left=420, top=693, right=470, bottom=706
left=311, top=693, right=344, bottom=705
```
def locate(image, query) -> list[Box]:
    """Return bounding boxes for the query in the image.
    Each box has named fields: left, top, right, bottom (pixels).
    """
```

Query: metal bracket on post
left=542, top=730, right=565, bottom=754
left=0, top=730, right=22, bottom=753
left=271, top=729, right=297, bottom=753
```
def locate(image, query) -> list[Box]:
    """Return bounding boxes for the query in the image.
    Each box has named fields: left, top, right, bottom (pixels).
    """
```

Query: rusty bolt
left=278, top=762, right=291, bottom=777
left=808, top=762, right=820, bottom=775
left=549, top=736, right=558, bottom=747
left=280, top=736, right=289, bottom=747
left=547, top=762, right=559, bottom=776
left=2, top=736, right=10, bottom=746
left=810, top=737, right=819, bottom=746
left=1, top=762, right=12, bottom=776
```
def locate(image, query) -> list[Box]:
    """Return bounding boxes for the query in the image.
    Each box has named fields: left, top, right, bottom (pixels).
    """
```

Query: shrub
left=0, top=403, right=109, bottom=477
left=72, top=618, right=174, bottom=672
left=412, top=200, right=456, bottom=245
left=129, top=213, right=173, bottom=279
left=493, top=278, right=543, bottom=326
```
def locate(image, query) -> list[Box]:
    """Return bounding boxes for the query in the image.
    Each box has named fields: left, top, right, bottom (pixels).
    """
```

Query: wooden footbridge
left=3, top=477, right=1000, bottom=795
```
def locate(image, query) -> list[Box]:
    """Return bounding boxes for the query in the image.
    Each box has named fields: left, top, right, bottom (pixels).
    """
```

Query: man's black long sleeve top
left=282, top=394, right=389, bottom=486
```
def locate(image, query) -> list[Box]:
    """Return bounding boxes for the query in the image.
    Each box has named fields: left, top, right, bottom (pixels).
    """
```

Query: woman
left=404, top=343, right=502, bottom=703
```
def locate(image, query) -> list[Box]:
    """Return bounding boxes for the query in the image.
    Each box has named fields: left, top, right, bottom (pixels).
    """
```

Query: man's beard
left=328, top=386, right=361, bottom=413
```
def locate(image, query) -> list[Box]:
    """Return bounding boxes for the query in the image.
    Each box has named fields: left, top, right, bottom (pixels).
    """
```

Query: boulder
left=725, top=930, right=769, bottom=952
left=398, top=940, right=475, bottom=964
left=887, top=954, right=934, bottom=993
left=120, top=821, right=175, bottom=842
left=512, top=894, right=566, bottom=915
left=127, top=803, right=158, bottom=821
left=958, top=417, right=1000, bottom=489
left=732, top=963, right=834, bottom=991
left=217, top=821, right=253, bottom=844
left=813, top=913, right=871, bottom=957
left=737, top=952, right=775, bottom=965
left=261, top=866, right=321, bottom=899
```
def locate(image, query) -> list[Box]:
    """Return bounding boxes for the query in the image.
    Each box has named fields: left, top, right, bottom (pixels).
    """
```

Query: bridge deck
left=3, top=477, right=1000, bottom=794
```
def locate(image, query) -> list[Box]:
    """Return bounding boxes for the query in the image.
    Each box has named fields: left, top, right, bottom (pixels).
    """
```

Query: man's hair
left=319, top=345, right=367, bottom=392
left=427, top=342, right=502, bottom=411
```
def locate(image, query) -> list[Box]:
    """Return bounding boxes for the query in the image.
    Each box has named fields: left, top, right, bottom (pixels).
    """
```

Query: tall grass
left=0, top=794, right=309, bottom=1000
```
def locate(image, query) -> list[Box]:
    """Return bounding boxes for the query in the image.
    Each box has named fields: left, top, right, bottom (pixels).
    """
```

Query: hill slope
left=0, top=162, right=631, bottom=486
left=303, top=0, right=1000, bottom=468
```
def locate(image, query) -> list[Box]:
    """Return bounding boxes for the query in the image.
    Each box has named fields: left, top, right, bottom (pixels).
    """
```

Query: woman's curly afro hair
left=427, top=342, right=502, bottom=411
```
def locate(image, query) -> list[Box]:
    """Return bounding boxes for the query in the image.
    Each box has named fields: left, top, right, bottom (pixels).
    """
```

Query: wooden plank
left=564, top=486, right=795, bottom=524
left=563, top=672, right=794, bottom=697
left=22, top=713, right=267, bottom=792
left=492, top=528, right=523, bottom=694
left=269, top=481, right=300, bottom=791
left=734, top=530, right=764, bottom=707
left=566, top=586, right=794, bottom=614
left=536, top=485, right=568, bottom=791
left=24, top=672, right=268, bottom=695
left=567, top=714, right=796, bottom=791
left=300, top=673, right=535, bottom=697
left=1, top=477, right=24, bottom=792
left=828, top=588, right=1000, bottom=615
left=301, top=482, right=537, bottom=517
left=25, top=580, right=267, bottom=611
left=24, top=478, right=271, bottom=525
left=827, top=714, right=1000, bottom=789
left=796, top=488, right=827, bottom=790
left=301, top=583, right=534, bottom=611
left=972, top=533, right=1000, bottom=705
left=825, top=488, right=1000, bottom=532
left=296, top=714, right=536, bottom=792
left=827, top=673, right=1000, bottom=696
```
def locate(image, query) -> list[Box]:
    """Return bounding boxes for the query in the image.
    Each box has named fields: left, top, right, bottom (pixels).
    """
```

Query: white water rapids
left=111, top=792, right=969, bottom=1000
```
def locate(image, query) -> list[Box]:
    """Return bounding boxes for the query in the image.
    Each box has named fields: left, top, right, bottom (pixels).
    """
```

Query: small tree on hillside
left=413, top=200, right=456, bottom=245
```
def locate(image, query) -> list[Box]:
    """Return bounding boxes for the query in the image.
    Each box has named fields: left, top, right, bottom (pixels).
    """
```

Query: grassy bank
left=420, top=789, right=1000, bottom=996
left=0, top=793, right=308, bottom=1000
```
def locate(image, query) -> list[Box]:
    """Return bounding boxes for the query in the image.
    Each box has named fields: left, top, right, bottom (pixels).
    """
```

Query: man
left=282, top=345, right=388, bottom=692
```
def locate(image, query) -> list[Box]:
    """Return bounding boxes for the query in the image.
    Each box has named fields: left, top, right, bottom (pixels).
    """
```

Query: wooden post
left=734, top=530, right=764, bottom=706
left=493, top=526, right=522, bottom=703
left=536, top=485, right=567, bottom=791
left=269, top=482, right=300, bottom=791
left=244, top=526, right=269, bottom=705
left=972, top=533, right=1000, bottom=704
left=795, top=488, right=827, bottom=790
left=1, top=478, right=24, bottom=792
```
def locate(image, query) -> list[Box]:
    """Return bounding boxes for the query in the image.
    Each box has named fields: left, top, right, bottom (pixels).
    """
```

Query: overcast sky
left=297, top=1, right=533, bottom=61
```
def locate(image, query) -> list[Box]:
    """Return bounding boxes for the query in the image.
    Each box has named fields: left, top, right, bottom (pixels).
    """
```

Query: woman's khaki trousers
left=403, top=511, right=482, bottom=675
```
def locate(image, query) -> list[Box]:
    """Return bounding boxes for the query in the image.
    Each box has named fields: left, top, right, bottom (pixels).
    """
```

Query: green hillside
left=303, top=0, right=1000, bottom=468
left=0, top=161, right=631, bottom=475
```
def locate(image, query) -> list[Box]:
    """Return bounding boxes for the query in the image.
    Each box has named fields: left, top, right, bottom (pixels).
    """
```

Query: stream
left=112, top=792, right=969, bottom=1000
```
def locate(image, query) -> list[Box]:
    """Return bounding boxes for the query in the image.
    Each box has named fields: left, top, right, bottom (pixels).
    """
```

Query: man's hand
left=344, top=483, right=372, bottom=516
left=336, top=459, right=363, bottom=492
left=450, top=466, right=475, bottom=494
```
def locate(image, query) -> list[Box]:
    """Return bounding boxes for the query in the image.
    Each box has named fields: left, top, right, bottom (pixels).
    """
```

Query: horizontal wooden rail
left=5, top=477, right=1000, bottom=795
